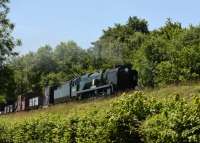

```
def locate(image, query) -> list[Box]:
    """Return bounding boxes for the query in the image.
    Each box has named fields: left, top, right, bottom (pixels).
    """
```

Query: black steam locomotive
left=0, top=65, right=138, bottom=114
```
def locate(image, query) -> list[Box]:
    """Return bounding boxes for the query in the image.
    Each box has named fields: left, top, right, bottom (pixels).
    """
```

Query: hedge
left=0, top=92, right=200, bottom=143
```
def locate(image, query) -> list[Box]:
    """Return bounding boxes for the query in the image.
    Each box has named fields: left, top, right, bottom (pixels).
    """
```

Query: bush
left=0, top=119, right=12, bottom=143
left=141, top=95, right=200, bottom=143
left=76, top=111, right=109, bottom=143
left=11, top=114, right=68, bottom=143
left=105, top=92, right=152, bottom=143
left=0, top=91, right=200, bottom=143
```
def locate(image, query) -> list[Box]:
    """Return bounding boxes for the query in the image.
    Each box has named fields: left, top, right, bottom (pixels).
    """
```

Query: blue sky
left=9, top=0, right=200, bottom=54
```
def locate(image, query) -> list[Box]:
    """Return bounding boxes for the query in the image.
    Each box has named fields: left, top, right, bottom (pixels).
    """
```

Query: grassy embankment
left=2, top=82, right=200, bottom=121
left=0, top=82, right=200, bottom=143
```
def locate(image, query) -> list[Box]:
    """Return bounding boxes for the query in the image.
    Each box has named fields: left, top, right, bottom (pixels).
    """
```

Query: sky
left=9, top=0, right=200, bottom=54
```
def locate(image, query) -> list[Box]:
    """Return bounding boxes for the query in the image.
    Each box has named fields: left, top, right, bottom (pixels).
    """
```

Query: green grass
left=1, top=82, right=200, bottom=122
left=0, top=95, right=118, bottom=122
left=145, top=82, right=200, bottom=99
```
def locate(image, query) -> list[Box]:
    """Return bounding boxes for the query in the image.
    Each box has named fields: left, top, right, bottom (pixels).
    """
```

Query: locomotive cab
left=105, top=65, right=138, bottom=91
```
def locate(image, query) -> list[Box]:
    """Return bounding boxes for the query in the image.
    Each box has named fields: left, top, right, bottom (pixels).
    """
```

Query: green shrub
left=0, top=119, right=12, bottom=143
left=76, top=111, right=109, bottom=143
left=104, top=91, right=150, bottom=143
left=141, top=96, right=200, bottom=143
left=0, top=91, right=200, bottom=143
left=11, top=114, right=68, bottom=143
left=61, top=115, right=80, bottom=143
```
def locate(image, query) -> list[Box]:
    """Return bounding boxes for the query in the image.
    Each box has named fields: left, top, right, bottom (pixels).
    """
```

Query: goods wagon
left=53, top=82, right=70, bottom=103
left=15, top=91, right=43, bottom=111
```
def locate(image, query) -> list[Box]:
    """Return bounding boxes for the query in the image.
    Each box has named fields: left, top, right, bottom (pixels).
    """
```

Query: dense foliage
left=1, top=90, right=200, bottom=143
left=10, top=41, right=92, bottom=96
left=1, top=17, right=200, bottom=103
left=2, top=16, right=199, bottom=103
left=0, top=0, right=20, bottom=103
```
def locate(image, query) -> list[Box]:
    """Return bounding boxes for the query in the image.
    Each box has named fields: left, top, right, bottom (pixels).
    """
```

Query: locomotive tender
left=0, top=65, right=138, bottom=114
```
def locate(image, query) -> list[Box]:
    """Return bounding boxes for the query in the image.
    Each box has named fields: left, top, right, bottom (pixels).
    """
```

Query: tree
left=0, top=66, right=16, bottom=103
left=133, top=19, right=200, bottom=87
left=127, top=16, right=149, bottom=33
left=35, top=45, right=56, bottom=74
left=91, top=16, right=148, bottom=68
left=0, top=0, right=20, bottom=66
left=53, top=41, right=87, bottom=78
left=0, top=0, right=20, bottom=103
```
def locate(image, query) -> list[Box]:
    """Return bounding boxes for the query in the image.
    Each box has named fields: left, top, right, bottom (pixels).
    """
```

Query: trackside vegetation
left=0, top=84, right=200, bottom=143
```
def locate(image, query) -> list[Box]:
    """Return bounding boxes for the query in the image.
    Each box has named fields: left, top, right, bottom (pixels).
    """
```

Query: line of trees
left=1, top=0, right=200, bottom=104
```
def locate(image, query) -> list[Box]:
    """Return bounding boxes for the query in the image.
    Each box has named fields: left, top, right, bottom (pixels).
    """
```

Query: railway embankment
left=1, top=83, right=200, bottom=143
